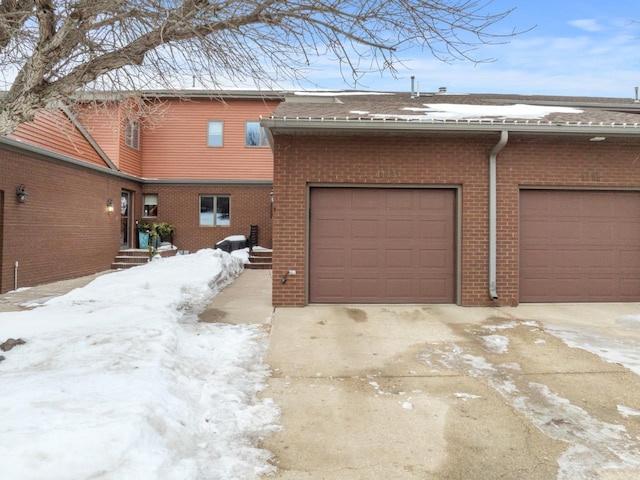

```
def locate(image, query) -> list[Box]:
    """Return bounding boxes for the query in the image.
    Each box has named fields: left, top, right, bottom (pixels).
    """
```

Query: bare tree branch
left=0, top=0, right=522, bottom=135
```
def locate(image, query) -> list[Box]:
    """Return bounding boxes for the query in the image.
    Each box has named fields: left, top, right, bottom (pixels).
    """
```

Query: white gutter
left=489, top=130, right=508, bottom=300
left=261, top=116, right=640, bottom=136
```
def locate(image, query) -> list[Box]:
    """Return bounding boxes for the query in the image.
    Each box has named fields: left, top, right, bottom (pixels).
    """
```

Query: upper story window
left=207, top=120, right=223, bottom=147
left=124, top=118, right=140, bottom=150
left=143, top=194, right=158, bottom=217
left=245, top=121, right=268, bottom=147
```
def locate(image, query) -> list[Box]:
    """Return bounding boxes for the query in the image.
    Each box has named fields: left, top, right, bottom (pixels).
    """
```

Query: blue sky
left=310, top=0, right=640, bottom=99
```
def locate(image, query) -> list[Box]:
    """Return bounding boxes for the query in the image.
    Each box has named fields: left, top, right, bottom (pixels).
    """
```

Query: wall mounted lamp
left=106, top=199, right=114, bottom=213
left=16, top=185, right=27, bottom=203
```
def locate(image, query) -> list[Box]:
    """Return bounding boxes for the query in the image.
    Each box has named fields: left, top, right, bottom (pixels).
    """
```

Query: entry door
left=120, top=191, right=131, bottom=248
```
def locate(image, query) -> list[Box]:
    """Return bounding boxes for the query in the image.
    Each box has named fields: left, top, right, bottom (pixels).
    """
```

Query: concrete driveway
left=261, top=303, right=640, bottom=479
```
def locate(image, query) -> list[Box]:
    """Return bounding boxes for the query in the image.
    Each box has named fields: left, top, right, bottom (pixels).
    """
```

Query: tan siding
left=9, top=110, right=106, bottom=167
left=141, top=98, right=277, bottom=180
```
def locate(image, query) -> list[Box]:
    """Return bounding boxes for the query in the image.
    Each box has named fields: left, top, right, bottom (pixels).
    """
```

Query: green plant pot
left=138, top=231, right=149, bottom=249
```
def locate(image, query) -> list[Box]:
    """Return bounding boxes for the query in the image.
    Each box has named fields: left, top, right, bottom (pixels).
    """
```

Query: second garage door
left=309, top=187, right=456, bottom=303
left=520, top=189, right=640, bottom=302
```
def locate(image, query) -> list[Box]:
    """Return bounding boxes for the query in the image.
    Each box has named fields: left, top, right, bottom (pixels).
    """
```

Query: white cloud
left=568, top=19, right=604, bottom=32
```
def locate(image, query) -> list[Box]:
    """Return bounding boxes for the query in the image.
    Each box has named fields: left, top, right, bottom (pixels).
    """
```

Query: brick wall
left=272, top=132, right=640, bottom=307
left=272, top=133, right=492, bottom=307
left=0, top=145, right=141, bottom=293
left=140, top=184, right=273, bottom=253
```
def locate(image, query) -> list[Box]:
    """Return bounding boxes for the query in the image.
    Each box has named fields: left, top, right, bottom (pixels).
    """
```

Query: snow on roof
left=266, top=92, right=640, bottom=132
left=293, top=91, right=393, bottom=97
left=396, top=103, right=583, bottom=121
left=364, top=103, right=584, bottom=122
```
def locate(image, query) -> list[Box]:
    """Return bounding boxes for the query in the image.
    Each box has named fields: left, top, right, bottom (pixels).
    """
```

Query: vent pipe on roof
left=635, top=86, right=639, bottom=104
left=439, top=86, right=447, bottom=94
left=410, top=76, right=416, bottom=99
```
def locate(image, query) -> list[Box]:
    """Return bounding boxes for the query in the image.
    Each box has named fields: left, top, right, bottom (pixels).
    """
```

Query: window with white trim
left=199, top=195, right=230, bottom=226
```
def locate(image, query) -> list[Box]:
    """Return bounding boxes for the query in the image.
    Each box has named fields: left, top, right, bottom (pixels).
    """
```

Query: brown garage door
left=520, top=190, right=640, bottom=302
left=309, top=188, right=456, bottom=303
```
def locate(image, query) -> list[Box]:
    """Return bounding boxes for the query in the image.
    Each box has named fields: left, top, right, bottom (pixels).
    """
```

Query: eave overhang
left=261, top=116, right=640, bottom=137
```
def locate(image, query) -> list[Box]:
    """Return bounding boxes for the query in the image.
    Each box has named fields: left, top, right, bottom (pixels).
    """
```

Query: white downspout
left=489, top=130, right=509, bottom=300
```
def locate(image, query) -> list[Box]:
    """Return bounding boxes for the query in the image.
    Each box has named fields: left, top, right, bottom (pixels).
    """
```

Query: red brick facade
left=0, top=143, right=141, bottom=293
left=271, top=132, right=640, bottom=307
left=0, top=143, right=274, bottom=293
left=1, top=93, right=278, bottom=294
left=140, top=183, right=273, bottom=253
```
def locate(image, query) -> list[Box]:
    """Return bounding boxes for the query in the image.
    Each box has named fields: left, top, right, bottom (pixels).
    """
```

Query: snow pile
left=0, top=249, right=279, bottom=480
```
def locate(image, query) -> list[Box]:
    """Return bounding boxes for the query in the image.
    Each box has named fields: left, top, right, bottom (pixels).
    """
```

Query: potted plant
left=152, top=221, right=175, bottom=246
left=136, top=221, right=152, bottom=249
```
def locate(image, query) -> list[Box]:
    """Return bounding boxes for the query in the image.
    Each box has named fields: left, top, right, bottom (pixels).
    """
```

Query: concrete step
left=111, top=262, right=146, bottom=269
left=247, top=248, right=272, bottom=269
left=246, top=262, right=272, bottom=270
left=113, top=255, right=149, bottom=264
left=111, top=249, right=176, bottom=270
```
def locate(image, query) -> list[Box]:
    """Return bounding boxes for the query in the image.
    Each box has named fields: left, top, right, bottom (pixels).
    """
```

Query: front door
left=120, top=191, right=130, bottom=248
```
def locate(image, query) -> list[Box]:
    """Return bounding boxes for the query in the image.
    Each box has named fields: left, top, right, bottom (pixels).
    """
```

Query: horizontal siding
left=10, top=110, right=106, bottom=167
left=118, top=114, right=143, bottom=177
left=141, top=98, right=277, bottom=180
left=79, top=104, right=144, bottom=176
left=78, top=105, right=121, bottom=168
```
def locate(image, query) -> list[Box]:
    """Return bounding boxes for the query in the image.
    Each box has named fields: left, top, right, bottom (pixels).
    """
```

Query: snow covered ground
left=0, top=249, right=280, bottom=480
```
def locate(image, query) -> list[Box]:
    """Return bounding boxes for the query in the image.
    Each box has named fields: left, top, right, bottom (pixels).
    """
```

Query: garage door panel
left=385, top=249, right=414, bottom=268
left=314, top=248, right=345, bottom=268
left=621, top=279, right=640, bottom=297
left=618, top=222, right=640, bottom=242
left=315, top=218, right=347, bottom=238
left=554, top=221, right=583, bottom=240
left=351, top=249, right=380, bottom=268
left=352, top=190, right=379, bottom=209
left=419, top=190, right=449, bottom=210
left=310, top=188, right=455, bottom=303
left=520, top=190, right=640, bottom=302
left=386, top=278, right=415, bottom=298
left=419, top=277, right=452, bottom=300
left=386, top=190, right=413, bottom=210
left=419, top=219, right=450, bottom=239
left=420, top=250, right=451, bottom=268
left=314, top=277, right=347, bottom=298
left=620, top=249, right=640, bottom=268
left=584, top=221, right=613, bottom=240
left=352, top=219, right=379, bottom=238
left=314, top=188, right=350, bottom=210
left=386, top=219, right=415, bottom=238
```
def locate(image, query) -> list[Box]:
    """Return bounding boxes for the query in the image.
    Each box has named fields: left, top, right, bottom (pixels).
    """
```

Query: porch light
left=16, top=185, right=27, bottom=203
left=106, top=199, right=114, bottom=212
